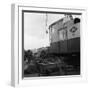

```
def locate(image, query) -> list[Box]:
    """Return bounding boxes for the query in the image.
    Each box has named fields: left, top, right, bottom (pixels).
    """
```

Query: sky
left=24, top=12, right=81, bottom=50
left=24, top=12, right=64, bottom=50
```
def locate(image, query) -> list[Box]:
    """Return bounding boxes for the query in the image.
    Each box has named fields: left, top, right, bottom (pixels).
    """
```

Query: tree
left=40, top=50, right=47, bottom=59
left=24, top=50, right=33, bottom=63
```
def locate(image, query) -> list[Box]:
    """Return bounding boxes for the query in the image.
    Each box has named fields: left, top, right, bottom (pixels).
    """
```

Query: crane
left=45, top=13, right=48, bottom=34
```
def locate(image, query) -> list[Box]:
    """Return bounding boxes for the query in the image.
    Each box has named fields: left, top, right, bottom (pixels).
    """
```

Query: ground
left=24, top=52, right=80, bottom=77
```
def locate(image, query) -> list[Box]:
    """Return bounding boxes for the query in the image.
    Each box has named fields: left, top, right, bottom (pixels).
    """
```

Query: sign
left=70, top=26, right=77, bottom=35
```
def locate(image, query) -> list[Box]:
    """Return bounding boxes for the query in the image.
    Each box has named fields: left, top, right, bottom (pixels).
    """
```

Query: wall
left=0, top=0, right=89, bottom=89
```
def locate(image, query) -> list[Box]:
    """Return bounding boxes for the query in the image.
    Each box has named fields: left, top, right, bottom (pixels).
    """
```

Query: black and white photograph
left=23, top=10, right=81, bottom=77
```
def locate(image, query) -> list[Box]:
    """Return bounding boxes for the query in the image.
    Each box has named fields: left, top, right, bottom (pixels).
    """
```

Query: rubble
left=24, top=49, right=78, bottom=77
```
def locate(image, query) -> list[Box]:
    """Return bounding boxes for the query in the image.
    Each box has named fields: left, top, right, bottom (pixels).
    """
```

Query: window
left=59, top=30, right=67, bottom=41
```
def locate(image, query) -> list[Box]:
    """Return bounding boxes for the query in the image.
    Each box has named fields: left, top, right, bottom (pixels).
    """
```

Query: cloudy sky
left=24, top=12, right=81, bottom=50
left=24, top=12, right=64, bottom=50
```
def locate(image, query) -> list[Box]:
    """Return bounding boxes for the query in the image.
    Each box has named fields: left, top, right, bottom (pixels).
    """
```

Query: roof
left=49, top=18, right=64, bottom=29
